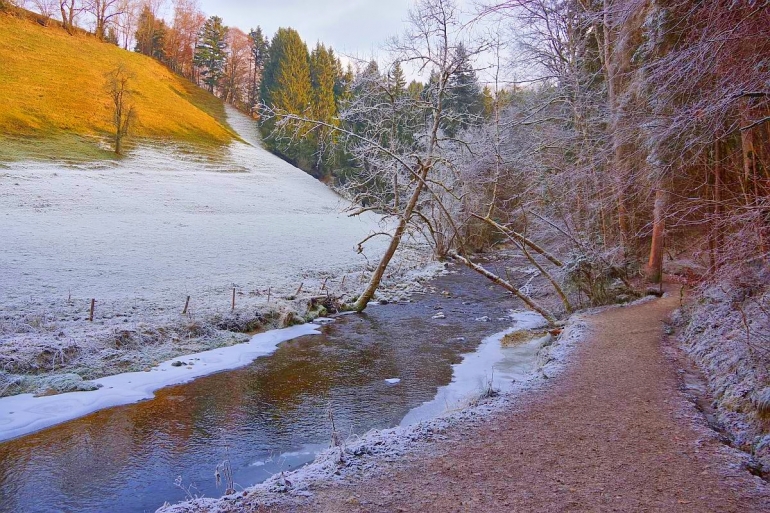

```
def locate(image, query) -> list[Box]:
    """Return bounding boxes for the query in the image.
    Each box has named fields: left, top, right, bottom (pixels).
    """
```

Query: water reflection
left=0, top=268, right=519, bottom=513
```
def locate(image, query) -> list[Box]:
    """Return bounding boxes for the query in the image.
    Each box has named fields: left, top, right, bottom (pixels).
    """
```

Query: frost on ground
left=0, top=324, right=319, bottom=442
left=675, top=265, right=770, bottom=472
left=0, top=106, right=440, bottom=398
left=156, top=315, right=588, bottom=513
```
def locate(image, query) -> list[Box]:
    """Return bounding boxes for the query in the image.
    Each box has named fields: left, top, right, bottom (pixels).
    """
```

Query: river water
left=0, top=265, right=541, bottom=512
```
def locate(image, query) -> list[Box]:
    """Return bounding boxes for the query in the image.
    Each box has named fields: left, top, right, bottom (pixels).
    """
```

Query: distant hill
left=0, top=8, right=236, bottom=160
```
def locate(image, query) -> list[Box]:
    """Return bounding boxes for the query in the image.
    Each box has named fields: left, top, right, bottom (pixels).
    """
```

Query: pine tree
left=308, top=43, right=340, bottom=178
left=247, top=26, right=270, bottom=112
left=260, top=28, right=311, bottom=115
left=194, top=16, right=228, bottom=93
left=260, top=28, right=312, bottom=168
left=310, top=43, right=338, bottom=124
left=335, top=62, right=355, bottom=104
left=406, top=80, right=424, bottom=99
left=388, top=61, right=407, bottom=97
left=445, top=43, right=484, bottom=136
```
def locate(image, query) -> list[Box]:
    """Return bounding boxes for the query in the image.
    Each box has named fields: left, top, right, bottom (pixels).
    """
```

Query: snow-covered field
left=0, top=107, right=424, bottom=395
left=2, top=107, right=384, bottom=303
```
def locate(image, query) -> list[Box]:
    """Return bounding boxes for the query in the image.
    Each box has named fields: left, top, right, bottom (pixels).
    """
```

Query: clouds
left=198, top=0, right=411, bottom=59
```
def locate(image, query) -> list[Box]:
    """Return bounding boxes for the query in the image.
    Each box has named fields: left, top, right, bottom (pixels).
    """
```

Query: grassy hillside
left=0, top=10, right=236, bottom=160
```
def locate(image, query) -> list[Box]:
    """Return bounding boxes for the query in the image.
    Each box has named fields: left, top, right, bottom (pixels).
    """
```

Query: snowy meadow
left=0, top=107, right=398, bottom=396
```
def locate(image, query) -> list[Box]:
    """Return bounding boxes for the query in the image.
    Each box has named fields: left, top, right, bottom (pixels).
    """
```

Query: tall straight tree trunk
left=646, top=187, right=667, bottom=282
left=713, top=138, right=723, bottom=270
left=740, top=115, right=766, bottom=254
left=603, top=0, right=632, bottom=251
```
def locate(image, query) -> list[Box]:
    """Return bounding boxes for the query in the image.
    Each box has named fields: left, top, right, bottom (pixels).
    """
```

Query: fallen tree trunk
left=448, top=251, right=557, bottom=326
left=471, top=214, right=564, bottom=267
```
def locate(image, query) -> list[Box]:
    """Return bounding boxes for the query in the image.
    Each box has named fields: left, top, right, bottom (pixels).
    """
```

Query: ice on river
left=0, top=106, right=385, bottom=306
left=399, top=310, right=549, bottom=426
left=0, top=324, right=320, bottom=442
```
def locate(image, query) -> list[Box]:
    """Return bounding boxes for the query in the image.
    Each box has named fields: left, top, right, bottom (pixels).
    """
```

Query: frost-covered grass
left=0, top=106, right=442, bottom=397
left=676, top=266, right=770, bottom=471
left=0, top=323, right=322, bottom=442
left=156, top=315, right=589, bottom=513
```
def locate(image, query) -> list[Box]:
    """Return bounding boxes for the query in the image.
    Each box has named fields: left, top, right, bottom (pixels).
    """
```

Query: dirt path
left=266, top=295, right=768, bottom=512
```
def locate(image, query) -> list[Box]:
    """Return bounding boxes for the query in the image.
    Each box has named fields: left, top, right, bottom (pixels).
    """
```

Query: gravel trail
left=265, top=294, right=769, bottom=512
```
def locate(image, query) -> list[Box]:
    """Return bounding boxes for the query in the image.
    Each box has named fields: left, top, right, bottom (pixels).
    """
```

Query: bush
left=563, top=250, right=639, bottom=307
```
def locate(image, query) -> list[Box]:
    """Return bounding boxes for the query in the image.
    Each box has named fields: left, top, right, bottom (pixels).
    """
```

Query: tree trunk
left=713, top=138, right=723, bottom=270
left=472, top=214, right=563, bottom=267
left=646, top=187, right=667, bottom=283
left=353, top=164, right=429, bottom=312
left=448, top=251, right=557, bottom=326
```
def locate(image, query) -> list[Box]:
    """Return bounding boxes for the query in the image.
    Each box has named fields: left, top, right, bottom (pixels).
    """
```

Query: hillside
left=0, top=10, right=236, bottom=161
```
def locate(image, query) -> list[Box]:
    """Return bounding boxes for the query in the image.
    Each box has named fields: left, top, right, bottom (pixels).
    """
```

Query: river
left=0, top=265, right=544, bottom=513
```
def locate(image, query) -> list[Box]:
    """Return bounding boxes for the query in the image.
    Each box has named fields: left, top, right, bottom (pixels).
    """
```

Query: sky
left=197, top=0, right=413, bottom=62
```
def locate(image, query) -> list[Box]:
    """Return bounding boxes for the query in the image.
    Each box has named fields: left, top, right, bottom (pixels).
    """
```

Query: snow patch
left=400, top=310, right=549, bottom=426
left=0, top=324, right=320, bottom=442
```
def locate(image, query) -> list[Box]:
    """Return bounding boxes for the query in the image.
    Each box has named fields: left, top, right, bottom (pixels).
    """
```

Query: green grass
left=0, top=10, right=236, bottom=161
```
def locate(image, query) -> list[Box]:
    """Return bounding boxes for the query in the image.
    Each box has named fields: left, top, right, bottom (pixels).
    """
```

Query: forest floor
left=250, top=292, right=770, bottom=512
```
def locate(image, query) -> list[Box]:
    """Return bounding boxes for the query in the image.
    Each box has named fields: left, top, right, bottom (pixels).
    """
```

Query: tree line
left=8, top=0, right=768, bottom=318
left=262, top=0, right=769, bottom=318
left=7, top=0, right=484, bottom=179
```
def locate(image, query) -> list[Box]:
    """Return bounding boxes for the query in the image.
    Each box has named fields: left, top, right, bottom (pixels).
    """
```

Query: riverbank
left=159, top=294, right=769, bottom=512
left=157, top=306, right=588, bottom=513
left=0, top=105, right=449, bottom=399
left=0, top=259, right=554, bottom=512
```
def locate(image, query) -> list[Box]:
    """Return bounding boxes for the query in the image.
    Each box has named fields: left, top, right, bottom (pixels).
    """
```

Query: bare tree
left=113, top=0, right=139, bottom=49
left=166, top=0, right=205, bottom=79
left=221, top=27, right=251, bottom=107
left=85, top=0, right=123, bottom=40
left=59, top=0, right=85, bottom=34
left=261, top=0, right=498, bottom=312
left=33, top=0, right=58, bottom=22
left=104, top=64, right=136, bottom=155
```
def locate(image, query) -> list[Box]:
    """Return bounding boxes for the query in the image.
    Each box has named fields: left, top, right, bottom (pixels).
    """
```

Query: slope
left=0, top=9, right=236, bottom=160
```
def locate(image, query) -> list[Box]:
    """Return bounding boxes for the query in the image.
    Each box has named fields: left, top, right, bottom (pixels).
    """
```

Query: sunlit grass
left=0, top=12, right=236, bottom=160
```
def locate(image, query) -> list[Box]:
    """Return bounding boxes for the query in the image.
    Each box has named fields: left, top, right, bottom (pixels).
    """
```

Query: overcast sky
left=197, top=0, right=413, bottom=61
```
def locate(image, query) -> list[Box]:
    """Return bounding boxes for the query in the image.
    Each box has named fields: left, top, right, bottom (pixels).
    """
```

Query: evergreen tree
left=194, top=16, right=228, bottom=93
left=247, top=26, right=270, bottom=112
left=445, top=43, right=484, bottom=136
left=308, top=43, right=340, bottom=178
left=260, top=28, right=312, bottom=168
left=335, top=62, right=355, bottom=103
left=388, top=61, right=407, bottom=97
left=406, top=80, right=424, bottom=99
left=260, top=28, right=311, bottom=115
left=481, top=85, right=494, bottom=119
left=310, top=43, right=338, bottom=124
left=134, top=6, right=168, bottom=62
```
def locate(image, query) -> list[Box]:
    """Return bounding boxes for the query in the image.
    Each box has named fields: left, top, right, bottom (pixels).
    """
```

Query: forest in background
left=2, top=0, right=769, bottom=469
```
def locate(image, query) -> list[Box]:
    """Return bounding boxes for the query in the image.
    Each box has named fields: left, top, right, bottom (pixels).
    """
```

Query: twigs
left=215, top=443, right=235, bottom=495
